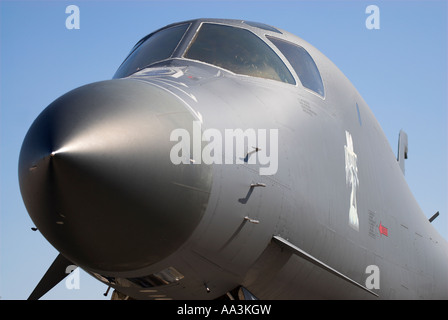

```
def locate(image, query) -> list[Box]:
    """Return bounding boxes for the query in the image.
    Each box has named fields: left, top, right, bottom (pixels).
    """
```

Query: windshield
left=268, top=37, right=324, bottom=97
left=114, top=24, right=189, bottom=78
left=184, top=23, right=295, bottom=84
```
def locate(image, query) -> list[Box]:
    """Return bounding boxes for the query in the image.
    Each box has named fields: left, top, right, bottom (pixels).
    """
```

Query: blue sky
left=1, top=0, right=446, bottom=300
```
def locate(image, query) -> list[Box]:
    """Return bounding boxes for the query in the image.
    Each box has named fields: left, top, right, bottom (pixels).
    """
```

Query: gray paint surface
left=19, top=19, right=448, bottom=300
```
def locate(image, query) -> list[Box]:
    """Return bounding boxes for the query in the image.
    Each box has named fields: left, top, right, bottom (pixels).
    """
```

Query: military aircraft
left=19, top=18, right=448, bottom=300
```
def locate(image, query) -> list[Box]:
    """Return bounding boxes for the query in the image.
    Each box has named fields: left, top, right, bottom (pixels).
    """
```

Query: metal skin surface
left=19, top=79, right=213, bottom=273
left=19, top=19, right=448, bottom=300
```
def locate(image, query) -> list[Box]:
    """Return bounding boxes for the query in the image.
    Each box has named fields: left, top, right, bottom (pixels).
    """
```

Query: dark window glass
left=114, top=24, right=189, bottom=78
left=268, top=37, right=324, bottom=96
left=185, top=24, right=295, bottom=84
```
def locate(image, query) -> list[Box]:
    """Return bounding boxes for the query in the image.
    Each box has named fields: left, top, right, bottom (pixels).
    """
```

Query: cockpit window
left=268, top=37, right=325, bottom=97
left=184, top=23, right=295, bottom=85
left=114, top=24, right=189, bottom=78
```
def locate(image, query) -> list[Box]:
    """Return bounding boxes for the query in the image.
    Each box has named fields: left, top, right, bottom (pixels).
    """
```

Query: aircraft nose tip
left=19, top=79, right=212, bottom=273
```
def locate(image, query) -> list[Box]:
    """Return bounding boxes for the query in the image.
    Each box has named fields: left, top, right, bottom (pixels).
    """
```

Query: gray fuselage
left=19, top=19, right=448, bottom=300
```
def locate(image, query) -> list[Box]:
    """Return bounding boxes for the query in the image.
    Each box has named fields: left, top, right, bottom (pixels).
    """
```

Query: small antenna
left=397, top=130, right=408, bottom=175
left=104, top=286, right=111, bottom=296
left=429, top=211, right=439, bottom=223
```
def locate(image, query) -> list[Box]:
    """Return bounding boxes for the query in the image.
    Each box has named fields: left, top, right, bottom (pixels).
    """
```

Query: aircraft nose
left=19, top=79, right=212, bottom=274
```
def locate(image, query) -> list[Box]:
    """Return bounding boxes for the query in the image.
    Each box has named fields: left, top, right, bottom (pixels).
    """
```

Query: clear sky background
left=1, top=0, right=446, bottom=300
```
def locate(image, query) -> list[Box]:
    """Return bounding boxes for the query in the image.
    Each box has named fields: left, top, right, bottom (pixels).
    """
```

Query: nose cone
left=19, top=79, right=212, bottom=273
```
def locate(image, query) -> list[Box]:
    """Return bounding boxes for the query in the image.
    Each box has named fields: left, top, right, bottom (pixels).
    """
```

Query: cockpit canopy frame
left=113, top=19, right=325, bottom=98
